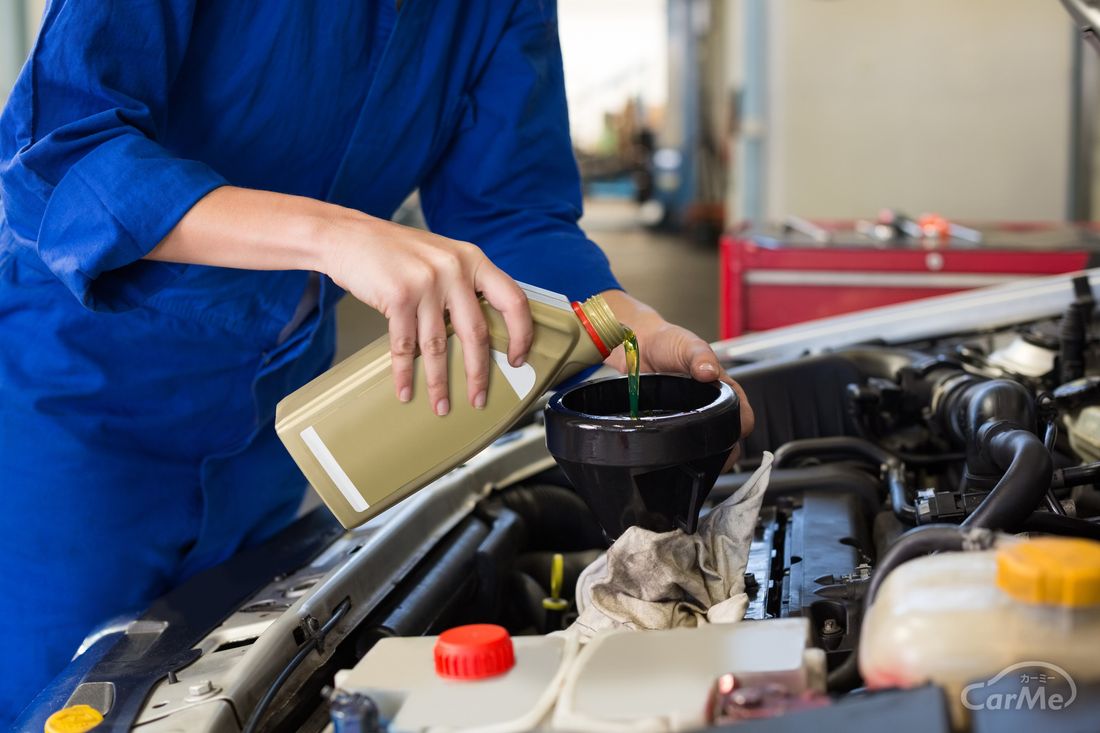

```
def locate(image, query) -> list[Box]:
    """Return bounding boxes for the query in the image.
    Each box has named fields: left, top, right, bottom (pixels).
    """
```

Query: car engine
left=20, top=273, right=1100, bottom=733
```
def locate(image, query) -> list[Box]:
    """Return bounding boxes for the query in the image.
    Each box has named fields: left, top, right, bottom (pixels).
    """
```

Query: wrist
left=599, top=289, right=666, bottom=334
left=310, top=204, right=377, bottom=285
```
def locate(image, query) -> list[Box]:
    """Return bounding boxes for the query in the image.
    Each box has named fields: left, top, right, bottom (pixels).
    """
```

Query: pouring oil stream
left=623, top=327, right=640, bottom=419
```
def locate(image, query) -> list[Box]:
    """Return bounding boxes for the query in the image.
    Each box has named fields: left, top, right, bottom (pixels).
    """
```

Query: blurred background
left=2, top=0, right=1097, bottom=353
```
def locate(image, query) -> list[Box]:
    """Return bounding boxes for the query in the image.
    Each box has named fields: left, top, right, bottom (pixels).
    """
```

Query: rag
left=569, top=453, right=773, bottom=640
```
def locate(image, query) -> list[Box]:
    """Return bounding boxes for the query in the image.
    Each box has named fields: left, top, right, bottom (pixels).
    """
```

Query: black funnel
left=544, top=373, right=741, bottom=540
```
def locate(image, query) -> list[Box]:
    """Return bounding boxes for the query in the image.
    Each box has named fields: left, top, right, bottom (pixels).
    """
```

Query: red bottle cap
left=433, top=624, right=515, bottom=680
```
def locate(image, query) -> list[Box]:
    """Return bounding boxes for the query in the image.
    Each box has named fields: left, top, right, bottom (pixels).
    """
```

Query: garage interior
left=4, top=2, right=1100, bottom=732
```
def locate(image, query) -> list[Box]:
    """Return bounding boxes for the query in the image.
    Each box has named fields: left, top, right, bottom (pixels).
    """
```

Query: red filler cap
left=433, top=624, right=515, bottom=680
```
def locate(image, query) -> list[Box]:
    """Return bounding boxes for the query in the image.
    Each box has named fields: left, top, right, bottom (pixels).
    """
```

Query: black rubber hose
left=961, top=425, right=1054, bottom=531
left=514, top=571, right=553, bottom=633
left=1052, top=461, right=1100, bottom=489
left=710, top=465, right=883, bottom=518
left=1042, top=421, right=1067, bottom=515
left=826, top=650, right=863, bottom=692
left=936, top=377, right=1036, bottom=457
left=887, top=463, right=916, bottom=524
left=242, top=598, right=352, bottom=733
left=768, top=437, right=919, bottom=523
left=493, top=484, right=608, bottom=551
left=772, top=436, right=895, bottom=469
left=892, top=450, right=966, bottom=466
left=866, top=525, right=996, bottom=602
left=1020, top=512, right=1100, bottom=541
left=369, top=519, right=489, bottom=638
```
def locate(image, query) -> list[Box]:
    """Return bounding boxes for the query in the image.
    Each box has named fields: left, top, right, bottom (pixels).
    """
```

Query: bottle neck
left=571, top=295, right=626, bottom=357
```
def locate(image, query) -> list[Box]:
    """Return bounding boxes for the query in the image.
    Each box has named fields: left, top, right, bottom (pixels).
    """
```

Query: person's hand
left=321, top=213, right=533, bottom=416
left=599, top=290, right=754, bottom=466
left=153, top=187, right=529, bottom=415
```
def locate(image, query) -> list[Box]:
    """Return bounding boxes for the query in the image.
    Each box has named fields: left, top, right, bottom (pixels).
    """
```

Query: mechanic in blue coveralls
left=0, top=0, right=754, bottom=721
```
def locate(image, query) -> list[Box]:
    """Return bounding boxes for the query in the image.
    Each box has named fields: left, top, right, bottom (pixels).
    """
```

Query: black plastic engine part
left=730, top=354, right=867, bottom=459
left=745, top=492, right=869, bottom=675
left=1059, top=275, right=1094, bottom=384
left=711, top=464, right=882, bottom=520
left=785, top=493, right=871, bottom=667
left=914, top=489, right=987, bottom=523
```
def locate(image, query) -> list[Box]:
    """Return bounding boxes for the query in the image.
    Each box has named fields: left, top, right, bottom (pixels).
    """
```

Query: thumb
left=684, top=337, right=721, bottom=382
left=647, top=326, right=719, bottom=381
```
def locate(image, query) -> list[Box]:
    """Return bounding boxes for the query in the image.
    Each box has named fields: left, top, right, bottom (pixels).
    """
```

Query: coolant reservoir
left=860, top=537, right=1100, bottom=722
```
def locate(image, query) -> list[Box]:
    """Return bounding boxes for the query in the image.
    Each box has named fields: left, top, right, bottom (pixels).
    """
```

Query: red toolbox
left=719, top=222, right=1100, bottom=339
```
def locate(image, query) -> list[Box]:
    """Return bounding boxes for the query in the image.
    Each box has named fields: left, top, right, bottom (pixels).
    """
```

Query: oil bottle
left=276, top=283, right=626, bottom=528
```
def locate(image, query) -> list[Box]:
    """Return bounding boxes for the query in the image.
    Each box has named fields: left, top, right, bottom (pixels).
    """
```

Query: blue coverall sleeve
left=419, top=0, right=622, bottom=304
left=0, top=0, right=227, bottom=312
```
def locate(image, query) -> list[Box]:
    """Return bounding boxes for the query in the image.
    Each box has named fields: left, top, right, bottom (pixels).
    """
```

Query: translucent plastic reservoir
left=859, top=538, right=1100, bottom=724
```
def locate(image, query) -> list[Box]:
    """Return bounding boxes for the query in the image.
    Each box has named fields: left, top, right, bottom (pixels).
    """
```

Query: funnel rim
left=547, top=373, right=733, bottom=425
left=542, top=373, right=741, bottom=539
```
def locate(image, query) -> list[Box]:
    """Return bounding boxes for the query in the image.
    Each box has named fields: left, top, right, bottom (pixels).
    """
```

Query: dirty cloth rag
left=569, top=452, right=773, bottom=639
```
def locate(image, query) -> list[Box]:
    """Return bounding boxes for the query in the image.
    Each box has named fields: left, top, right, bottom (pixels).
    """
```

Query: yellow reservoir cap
left=44, top=704, right=103, bottom=733
left=997, top=537, right=1100, bottom=607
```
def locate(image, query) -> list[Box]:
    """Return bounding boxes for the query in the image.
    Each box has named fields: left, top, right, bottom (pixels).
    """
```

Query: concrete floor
left=334, top=198, right=719, bottom=360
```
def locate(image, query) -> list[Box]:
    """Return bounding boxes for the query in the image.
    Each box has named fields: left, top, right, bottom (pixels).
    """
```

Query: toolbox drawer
left=719, top=223, right=1098, bottom=338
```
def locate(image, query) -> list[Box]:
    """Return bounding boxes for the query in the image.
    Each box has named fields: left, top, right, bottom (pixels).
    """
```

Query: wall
left=754, top=0, right=1077, bottom=222
left=1, top=0, right=43, bottom=105
left=4, top=1, right=1092, bottom=224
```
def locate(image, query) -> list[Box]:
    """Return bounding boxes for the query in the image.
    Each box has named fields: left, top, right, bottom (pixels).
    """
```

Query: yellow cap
left=997, top=537, right=1100, bottom=607
left=44, top=704, right=103, bottom=733
left=541, top=553, right=569, bottom=612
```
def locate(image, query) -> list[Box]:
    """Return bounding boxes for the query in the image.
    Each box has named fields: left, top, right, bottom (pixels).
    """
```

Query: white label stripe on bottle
left=491, top=349, right=536, bottom=399
left=300, top=426, right=369, bottom=512
left=517, top=280, right=571, bottom=311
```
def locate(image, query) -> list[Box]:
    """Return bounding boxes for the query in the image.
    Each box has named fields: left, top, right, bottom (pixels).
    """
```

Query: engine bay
left=22, top=273, right=1100, bottom=732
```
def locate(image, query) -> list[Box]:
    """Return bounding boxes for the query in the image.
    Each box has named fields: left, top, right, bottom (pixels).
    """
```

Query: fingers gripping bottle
left=276, top=283, right=626, bottom=528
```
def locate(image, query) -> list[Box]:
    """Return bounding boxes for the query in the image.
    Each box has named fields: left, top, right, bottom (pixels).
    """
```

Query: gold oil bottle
left=276, top=283, right=625, bottom=528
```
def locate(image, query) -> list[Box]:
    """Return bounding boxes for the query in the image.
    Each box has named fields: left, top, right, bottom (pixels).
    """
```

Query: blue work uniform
left=0, top=0, right=620, bottom=721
